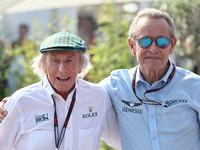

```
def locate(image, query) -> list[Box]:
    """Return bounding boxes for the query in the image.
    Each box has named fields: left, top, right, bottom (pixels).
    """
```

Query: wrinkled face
left=129, top=17, right=176, bottom=73
left=43, top=50, right=81, bottom=95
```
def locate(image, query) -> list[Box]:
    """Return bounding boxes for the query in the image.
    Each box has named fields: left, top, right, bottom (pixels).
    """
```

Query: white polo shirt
left=0, top=75, right=121, bottom=150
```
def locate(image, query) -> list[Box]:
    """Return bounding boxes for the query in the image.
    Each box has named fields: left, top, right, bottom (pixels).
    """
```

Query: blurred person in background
left=11, top=24, right=29, bottom=48
left=8, top=24, right=29, bottom=94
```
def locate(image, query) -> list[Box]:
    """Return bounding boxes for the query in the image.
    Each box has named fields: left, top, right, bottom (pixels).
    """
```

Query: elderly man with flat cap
left=0, top=32, right=121, bottom=150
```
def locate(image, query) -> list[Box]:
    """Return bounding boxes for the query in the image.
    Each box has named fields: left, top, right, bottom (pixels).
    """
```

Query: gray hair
left=31, top=52, right=92, bottom=79
left=128, top=8, right=176, bottom=42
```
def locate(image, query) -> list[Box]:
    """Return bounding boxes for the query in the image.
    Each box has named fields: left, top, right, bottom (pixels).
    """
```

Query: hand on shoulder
left=0, top=97, right=9, bottom=123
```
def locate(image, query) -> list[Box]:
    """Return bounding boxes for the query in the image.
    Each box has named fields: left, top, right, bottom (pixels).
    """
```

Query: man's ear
left=128, top=37, right=136, bottom=57
left=169, top=37, right=177, bottom=55
left=43, top=64, right=47, bottom=73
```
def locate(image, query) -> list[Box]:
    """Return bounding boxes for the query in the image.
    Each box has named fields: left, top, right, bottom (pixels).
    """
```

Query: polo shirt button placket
left=153, top=136, right=157, bottom=140
left=148, top=92, right=160, bottom=150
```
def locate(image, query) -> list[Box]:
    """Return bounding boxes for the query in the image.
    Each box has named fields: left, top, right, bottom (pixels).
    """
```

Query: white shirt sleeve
left=100, top=89, right=122, bottom=149
left=0, top=99, right=23, bottom=150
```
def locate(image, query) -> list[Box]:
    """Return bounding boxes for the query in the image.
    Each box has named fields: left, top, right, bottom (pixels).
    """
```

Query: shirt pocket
left=78, top=125, right=100, bottom=150
left=26, top=130, right=55, bottom=150
left=162, top=105, right=196, bottom=133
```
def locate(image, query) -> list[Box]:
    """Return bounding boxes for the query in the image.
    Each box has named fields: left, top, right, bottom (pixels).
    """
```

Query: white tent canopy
left=0, top=0, right=135, bottom=14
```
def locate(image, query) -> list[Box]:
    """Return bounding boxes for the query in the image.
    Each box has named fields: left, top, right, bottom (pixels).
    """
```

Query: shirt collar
left=42, top=74, right=79, bottom=104
left=133, top=60, right=174, bottom=87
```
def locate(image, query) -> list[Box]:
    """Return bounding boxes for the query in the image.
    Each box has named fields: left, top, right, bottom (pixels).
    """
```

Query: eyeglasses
left=137, top=37, right=171, bottom=49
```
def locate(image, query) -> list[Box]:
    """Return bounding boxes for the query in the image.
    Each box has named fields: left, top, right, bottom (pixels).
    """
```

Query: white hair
left=31, top=52, right=92, bottom=79
left=128, top=8, right=176, bottom=42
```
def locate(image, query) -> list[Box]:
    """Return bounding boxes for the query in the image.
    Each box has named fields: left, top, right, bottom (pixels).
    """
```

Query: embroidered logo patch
left=121, top=100, right=142, bottom=114
left=35, top=113, right=50, bottom=124
left=122, top=100, right=142, bottom=107
left=88, top=106, right=93, bottom=112
left=82, top=106, right=98, bottom=119
left=165, top=99, right=188, bottom=107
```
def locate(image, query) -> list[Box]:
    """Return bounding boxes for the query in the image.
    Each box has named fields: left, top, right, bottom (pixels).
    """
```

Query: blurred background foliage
left=0, top=0, right=200, bottom=149
left=87, top=2, right=137, bottom=83
left=4, top=40, right=39, bottom=95
left=0, top=38, right=10, bottom=99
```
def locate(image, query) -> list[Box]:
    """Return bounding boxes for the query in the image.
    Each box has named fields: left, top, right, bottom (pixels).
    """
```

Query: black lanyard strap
left=132, top=64, right=175, bottom=107
left=52, top=89, right=76, bottom=149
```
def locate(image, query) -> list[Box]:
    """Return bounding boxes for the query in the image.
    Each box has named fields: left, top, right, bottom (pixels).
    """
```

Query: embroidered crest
left=88, top=106, right=93, bottom=113
left=35, top=113, right=50, bottom=124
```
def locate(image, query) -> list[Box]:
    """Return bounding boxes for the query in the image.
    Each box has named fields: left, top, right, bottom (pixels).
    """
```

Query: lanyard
left=132, top=64, right=175, bottom=107
left=52, top=89, right=76, bottom=150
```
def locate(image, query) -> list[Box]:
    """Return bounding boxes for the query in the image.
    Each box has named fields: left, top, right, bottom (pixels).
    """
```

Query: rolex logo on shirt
left=82, top=106, right=98, bottom=119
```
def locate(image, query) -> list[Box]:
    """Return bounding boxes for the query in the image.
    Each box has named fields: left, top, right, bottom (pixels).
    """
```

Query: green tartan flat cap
left=40, top=31, right=87, bottom=53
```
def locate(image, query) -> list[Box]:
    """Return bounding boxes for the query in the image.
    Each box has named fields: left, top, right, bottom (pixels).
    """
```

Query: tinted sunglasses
left=137, top=37, right=171, bottom=49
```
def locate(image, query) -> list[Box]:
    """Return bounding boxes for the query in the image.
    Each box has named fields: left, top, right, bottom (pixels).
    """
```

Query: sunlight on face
left=44, top=50, right=81, bottom=97
left=134, top=17, right=174, bottom=73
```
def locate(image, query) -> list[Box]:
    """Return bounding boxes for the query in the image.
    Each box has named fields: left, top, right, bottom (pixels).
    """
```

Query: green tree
left=5, top=41, right=40, bottom=95
left=0, top=37, right=11, bottom=100
left=88, top=3, right=137, bottom=83
left=155, top=0, right=200, bottom=74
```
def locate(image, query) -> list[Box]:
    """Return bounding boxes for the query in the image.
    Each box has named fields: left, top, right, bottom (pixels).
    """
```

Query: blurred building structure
left=0, top=0, right=152, bottom=43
